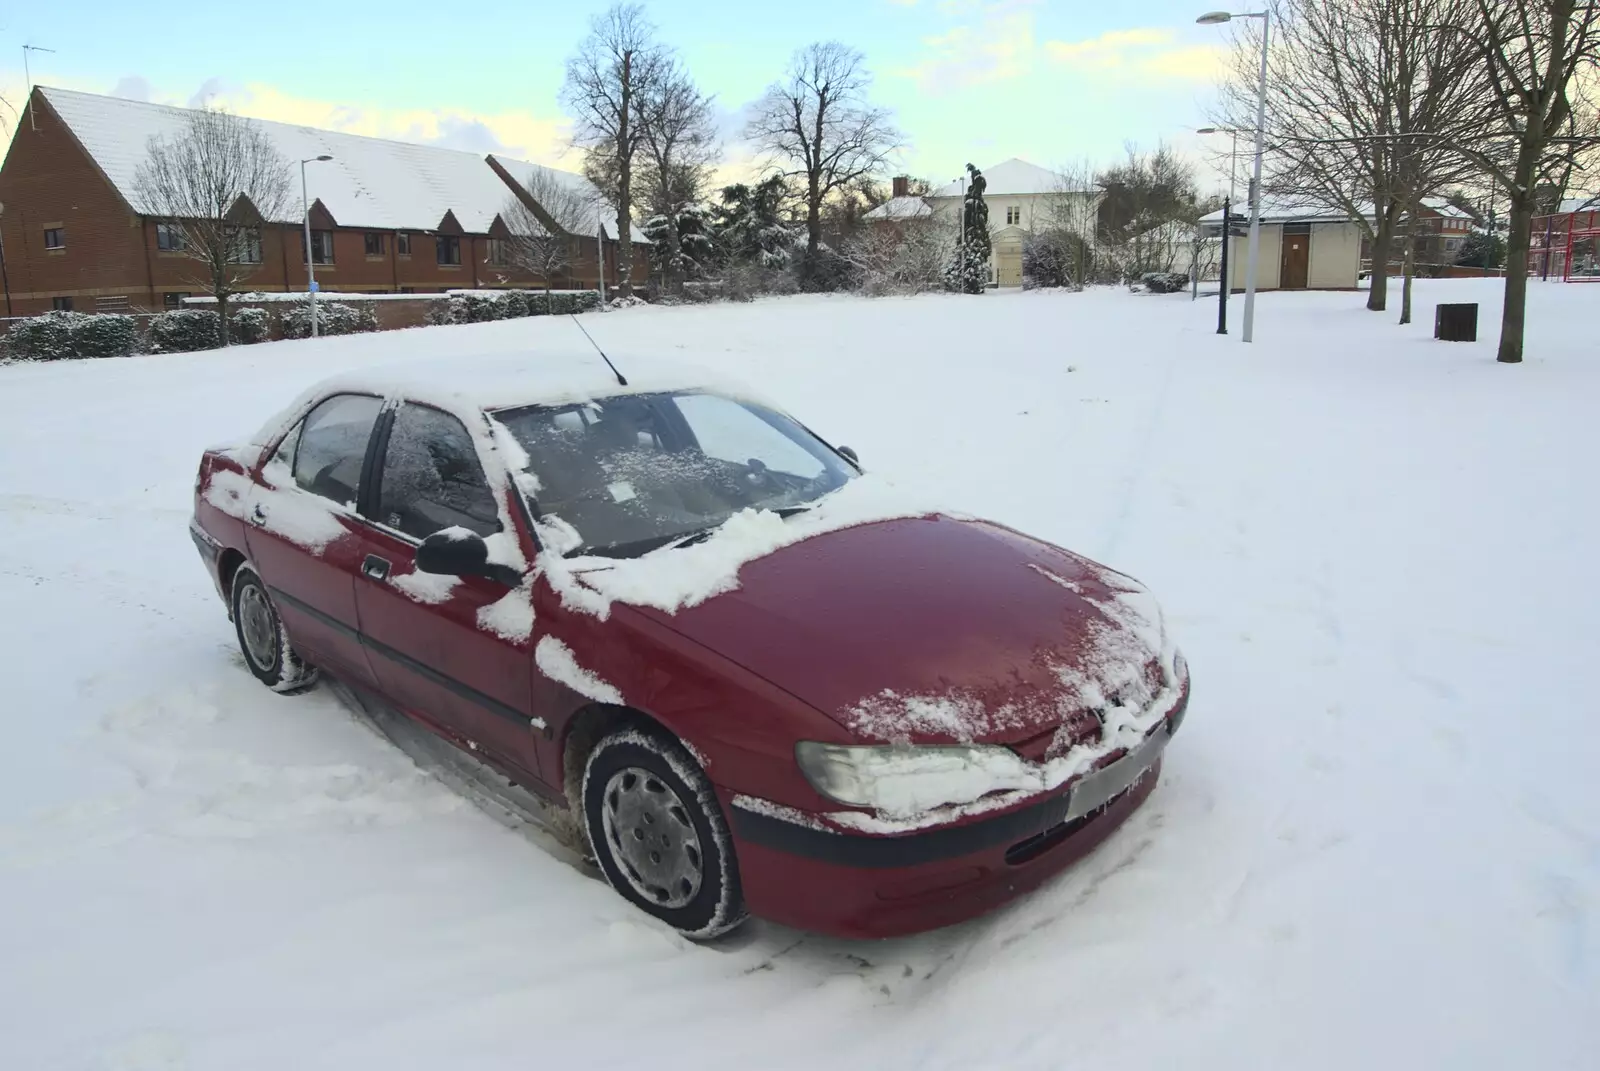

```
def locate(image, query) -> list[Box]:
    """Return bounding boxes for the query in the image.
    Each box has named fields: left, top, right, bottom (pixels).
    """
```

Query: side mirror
left=837, top=445, right=860, bottom=466
left=416, top=528, right=520, bottom=585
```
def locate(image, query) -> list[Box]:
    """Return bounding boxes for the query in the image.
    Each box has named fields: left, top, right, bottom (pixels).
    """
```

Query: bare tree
left=1472, top=0, right=1600, bottom=362
left=561, top=3, right=666, bottom=299
left=1219, top=0, right=1492, bottom=313
left=745, top=42, right=902, bottom=271
left=636, top=58, right=718, bottom=295
left=843, top=214, right=956, bottom=295
left=1096, top=144, right=1209, bottom=280
left=133, top=108, right=291, bottom=345
left=504, top=167, right=598, bottom=302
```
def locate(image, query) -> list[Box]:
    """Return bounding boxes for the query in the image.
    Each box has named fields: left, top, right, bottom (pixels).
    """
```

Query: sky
left=0, top=0, right=1238, bottom=193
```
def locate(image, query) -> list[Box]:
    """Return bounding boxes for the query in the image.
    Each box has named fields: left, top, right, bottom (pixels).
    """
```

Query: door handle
left=362, top=555, right=391, bottom=580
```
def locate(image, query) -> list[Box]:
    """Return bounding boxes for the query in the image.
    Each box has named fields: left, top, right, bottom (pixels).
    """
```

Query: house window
left=397, top=233, right=411, bottom=256
left=485, top=238, right=508, bottom=265
left=1005, top=206, right=1021, bottom=226
left=230, top=228, right=263, bottom=264
left=399, top=286, right=415, bottom=294
left=303, top=230, right=334, bottom=265
left=52, top=296, right=74, bottom=311
left=156, top=223, right=186, bottom=252
left=44, top=227, right=65, bottom=250
left=364, top=233, right=385, bottom=256
left=162, top=292, right=192, bottom=310
left=436, top=235, right=461, bottom=266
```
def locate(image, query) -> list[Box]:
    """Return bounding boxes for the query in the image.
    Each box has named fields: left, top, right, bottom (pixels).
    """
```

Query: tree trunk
left=1367, top=223, right=1392, bottom=312
left=665, top=206, right=685, bottom=295
left=615, top=50, right=634, bottom=300
left=806, top=174, right=822, bottom=257
left=216, top=291, right=230, bottom=348
left=1399, top=219, right=1415, bottom=326
left=1497, top=191, right=1534, bottom=364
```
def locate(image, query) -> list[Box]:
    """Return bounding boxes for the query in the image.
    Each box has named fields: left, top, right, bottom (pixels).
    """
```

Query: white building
left=864, top=159, right=1101, bottom=287
left=1198, top=200, right=1366, bottom=291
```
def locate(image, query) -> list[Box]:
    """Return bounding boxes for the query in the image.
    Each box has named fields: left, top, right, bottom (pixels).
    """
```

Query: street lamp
left=300, top=154, right=333, bottom=338
left=956, top=173, right=967, bottom=285
left=1198, top=10, right=1269, bottom=343
left=1197, top=126, right=1243, bottom=203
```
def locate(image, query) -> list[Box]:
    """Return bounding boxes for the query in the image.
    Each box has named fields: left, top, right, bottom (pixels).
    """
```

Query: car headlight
left=795, top=741, right=1038, bottom=819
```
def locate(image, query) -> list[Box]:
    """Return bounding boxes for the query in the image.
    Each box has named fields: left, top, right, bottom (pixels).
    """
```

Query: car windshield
left=495, top=390, right=856, bottom=559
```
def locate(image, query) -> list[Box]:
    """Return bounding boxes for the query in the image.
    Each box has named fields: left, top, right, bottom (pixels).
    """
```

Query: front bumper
left=725, top=693, right=1185, bottom=939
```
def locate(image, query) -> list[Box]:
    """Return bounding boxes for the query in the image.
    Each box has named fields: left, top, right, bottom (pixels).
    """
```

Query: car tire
left=231, top=566, right=318, bottom=694
left=582, top=727, right=747, bottom=940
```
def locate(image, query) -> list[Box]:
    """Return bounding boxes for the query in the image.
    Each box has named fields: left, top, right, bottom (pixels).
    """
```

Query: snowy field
left=2, top=279, right=1595, bottom=1069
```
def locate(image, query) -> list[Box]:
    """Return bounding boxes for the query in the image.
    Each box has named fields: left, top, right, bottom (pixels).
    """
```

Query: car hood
left=627, top=515, right=1170, bottom=748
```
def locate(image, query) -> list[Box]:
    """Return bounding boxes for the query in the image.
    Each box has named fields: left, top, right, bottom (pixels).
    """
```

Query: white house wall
left=1230, top=225, right=1283, bottom=290
left=1308, top=222, right=1359, bottom=288
left=1226, top=221, right=1361, bottom=290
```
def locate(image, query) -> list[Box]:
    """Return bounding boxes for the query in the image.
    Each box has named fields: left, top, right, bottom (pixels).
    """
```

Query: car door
left=244, top=393, right=383, bottom=690
left=349, top=401, right=547, bottom=783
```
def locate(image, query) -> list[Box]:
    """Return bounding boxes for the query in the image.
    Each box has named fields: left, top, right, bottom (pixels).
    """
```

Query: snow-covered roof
left=1199, top=199, right=1366, bottom=225
left=36, top=86, right=605, bottom=236
left=930, top=159, right=1091, bottom=198
left=1418, top=196, right=1472, bottom=219
left=488, top=154, right=648, bottom=243
left=1558, top=195, right=1600, bottom=215
left=863, top=195, right=934, bottom=221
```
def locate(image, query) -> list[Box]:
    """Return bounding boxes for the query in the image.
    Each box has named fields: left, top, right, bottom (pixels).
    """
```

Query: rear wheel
left=231, top=567, right=318, bottom=694
left=582, top=728, right=747, bottom=939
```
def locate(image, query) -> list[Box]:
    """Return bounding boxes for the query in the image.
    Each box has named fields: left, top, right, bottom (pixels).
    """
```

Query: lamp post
left=1197, top=126, right=1243, bottom=203
left=1198, top=10, right=1269, bottom=343
left=956, top=173, right=967, bottom=283
left=300, top=154, right=333, bottom=337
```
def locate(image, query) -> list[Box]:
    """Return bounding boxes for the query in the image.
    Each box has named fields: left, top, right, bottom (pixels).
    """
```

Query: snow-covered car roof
left=251, top=348, right=763, bottom=450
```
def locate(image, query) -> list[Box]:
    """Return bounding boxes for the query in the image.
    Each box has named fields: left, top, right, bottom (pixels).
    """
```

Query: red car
left=190, top=351, right=1189, bottom=940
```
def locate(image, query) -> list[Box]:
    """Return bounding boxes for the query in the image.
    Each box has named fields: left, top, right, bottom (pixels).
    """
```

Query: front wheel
left=582, top=728, right=747, bottom=939
left=231, top=566, right=318, bottom=694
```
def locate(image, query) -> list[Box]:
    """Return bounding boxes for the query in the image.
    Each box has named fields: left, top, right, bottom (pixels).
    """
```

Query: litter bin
left=1435, top=302, right=1478, bottom=342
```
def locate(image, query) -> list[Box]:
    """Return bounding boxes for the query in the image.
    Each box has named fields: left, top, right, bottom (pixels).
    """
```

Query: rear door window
left=375, top=403, right=501, bottom=540
left=292, top=394, right=384, bottom=506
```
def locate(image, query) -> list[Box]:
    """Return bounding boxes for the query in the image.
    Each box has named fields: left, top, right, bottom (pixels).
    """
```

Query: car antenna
left=570, top=314, right=627, bottom=386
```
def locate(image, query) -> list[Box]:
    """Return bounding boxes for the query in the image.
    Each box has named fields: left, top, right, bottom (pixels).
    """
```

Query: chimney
left=892, top=175, right=909, bottom=198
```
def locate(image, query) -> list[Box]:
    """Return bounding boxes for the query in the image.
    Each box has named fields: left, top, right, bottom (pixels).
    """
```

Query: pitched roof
left=487, top=154, right=648, bottom=243
left=34, top=86, right=624, bottom=237
left=862, top=195, right=934, bottom=221
left=1199, top=198, right=1369, bottom=225
left=931, top=158, right=1090, bottom=198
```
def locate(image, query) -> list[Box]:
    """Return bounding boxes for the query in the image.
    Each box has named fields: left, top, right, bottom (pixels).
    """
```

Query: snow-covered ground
left=2, top=279, right=1595, bottom=1069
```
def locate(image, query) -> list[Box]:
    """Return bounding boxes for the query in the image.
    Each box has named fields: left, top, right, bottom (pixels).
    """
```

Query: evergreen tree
left=644, top=203, right=717, bottom=282
left=713, top=176, right=798, bottom=268
left=946, top=163, right=991, bottom=294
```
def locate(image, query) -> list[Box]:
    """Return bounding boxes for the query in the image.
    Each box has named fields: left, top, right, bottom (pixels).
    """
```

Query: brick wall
left=0, top=92, right=152, bottom=315
left=0, top=88, right=655, bottom=317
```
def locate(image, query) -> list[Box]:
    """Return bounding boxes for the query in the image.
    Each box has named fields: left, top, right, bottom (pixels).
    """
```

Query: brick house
left=0, top=86, right=648, bottom=317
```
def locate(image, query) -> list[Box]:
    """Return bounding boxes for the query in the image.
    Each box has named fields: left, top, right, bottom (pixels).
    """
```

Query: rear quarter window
left=292, top=394, right=384, bottom=506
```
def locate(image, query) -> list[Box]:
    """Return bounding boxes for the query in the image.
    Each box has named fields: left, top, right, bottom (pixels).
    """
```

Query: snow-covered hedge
left=5, top=311, right=82, bottom=360
left=71, top=313, right=140, bottom=358
left=500, top=290, right=530, bottom=318
left=1138, top=272, right=1190, bottom=294
left=148, top=309, right=224, bottom=353
left=231, top=307, right=271, bottom=345
left=452, top=292, right=506, bottom=323
left=429, top=289, right=604, bottom=324
left=4, top=310, right=146, bottom=361
left=281, top=301, right=379, bottom=339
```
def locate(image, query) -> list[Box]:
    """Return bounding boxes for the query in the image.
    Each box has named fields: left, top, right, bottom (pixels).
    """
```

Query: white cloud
left=1044, top=28, right=1226, bottom=81
left=895, top=0, right=1039, bottom=93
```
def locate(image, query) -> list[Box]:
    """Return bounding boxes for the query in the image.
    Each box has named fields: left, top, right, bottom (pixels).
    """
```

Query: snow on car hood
left=611, top=512, right=1176, bottom=746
